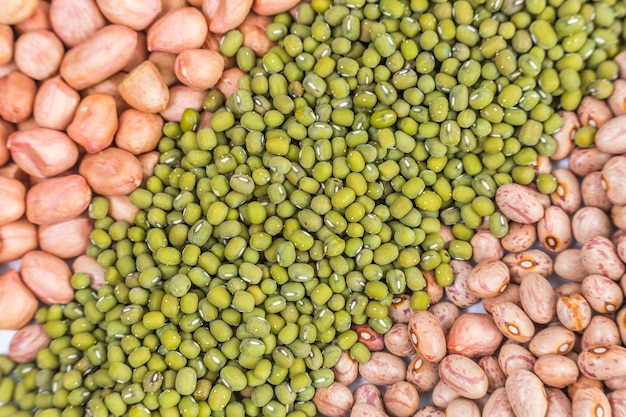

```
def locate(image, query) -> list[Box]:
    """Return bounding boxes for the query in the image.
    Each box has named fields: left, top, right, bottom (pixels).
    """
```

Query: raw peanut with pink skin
left=333, top=350, right=358, bottom=385
left=8, top=128, right=79, bottom=178
left=445, top=399, right=480, bottom=417
left=18, top=118, right=38, bottom=131
left=252, top=0, right=301, bottom=15
left=0, top=121, right=12, bottom=166
left=406, top=354, right=439, bottom=392
left=49, top=0, right=104, bottom=47
left=174, top=49, right=225, bottom=90
left=595, top=115, right=626, bottom=154
left=149, top=51, right=178, bottom=86
left=533, top=355, right=579, bottom=388
left=0, top=162, right=28, bottom=185
left=107, top=195, right=140, bottom=224
left=608, top=390, right=626, bottom=417
left=0, top=61, right=17, bottom=78
left=203, top=31, right=236, bottom=70
left=445, top=260, right=480, bottom=308
left=414, top=406, right=445, bottom=417
left=353, top=323, right=384, bottom=351
left=581, top=236, right=625, bottom=280
left=216, top=67, right=247, bottom=98
left=8, top=323, right=50, bottom=362
left=0, top=71, right=36, bottom=123
left=137, top=151, right=160, bottom=182
left=312, top=382, right=353, bottom=417
left=147, top=7, right=207, bottom=53
left=578, top=345, right=626, bottom=380
left=554, top=249, right=587, bottom=282
left=14, top=29, right=63, bottom=80
left=79, top=148, right=143, bottom=196
left=33, top=76, right=80, bottom=130
left=408, top=311, right=446, bottom=363
left=96, top=0, right=161, bottom=31
left=0, top=219, right=37, bottom=263
left=438, top=354, right=488, bottom=400
left=556, top=293, right=592, bottom=332
left=569, top=146, right=613, bottom=177
left=498, top=343, right=536, bottom=376
left=612, top=205, right=626, bottom=229
left=537, top=205, right=572, bottom=253
left=202, top=0, right=253, bottom=34
left=239, top=12, right=275, bottom=56
left=160, top=85, right=206, bottom=122
left=72, top=254, right=105, bottom=290
left=482, top=283, right=521, bottom=314
left=115, top=110, right=163, bottom=155
left=353, top=384, right=385, bottom=410
left=350, top=404, right=391, bottom=417
left=67, top=93, right=118, bottom=153
left=572, top=207, right=611, bottom=244
left=384, top=381, right=419, bottom=417
left=491, top=301, right=535, bottom=343
left=478, top=356, right=506, bottom=392
left=581, top=274, right=623, bottom=313
left=446, top=313, right=502, bottom=358
left=572, top=387, right=611, bottom=417
left=481, top=387, right=515, bottom=417
left=500, top=222, right=536, bottom=253
left=470, top=230, right=503, bottom=263
left=0, top=176, right=26, bottom=226
left=609, top=79, right=626, bottom=117
left=581, top=315, right=621, bottom=351
left=119, top=61, right=170, bottom=113
left=602, top=156, right=626, bottom=205
left=551, top=168, right=582, bottom=215
left=545, top=387, right=573, bottom=417
left=38, top=214, right=93, bottom=259
left=60, top=24, right=138, bottom=91
left=505, top=370, right=548, bottom=417
left=519, top=272, right=556, bottom=324
left=0, top=269, right=38, bottom=329
left=550, top=110, right=578, bottom=161
left=581, top=172, right=612, bottom=211
left=503, top=249, right=553, bottom=283
left=122, top=31, right=147, bottom=73
left=26, top=174, right=91, bottom=225
left=160, top=0, right=186, bottom=13
left=466, top=259, right=510, bottom=298
left=0, top=0, right=39, bottom=25
left=428, top=301, right=460, bottom=335
left=384, top=323, right=415, bottom=357
left=359, top=352, right=406, bottom=386
left=388, top=294, right=412, bottom=324
left=0, top=24, right=13, bottom=65
left=14, top=1, right=49, bottom=33
left=577, top=96, right=612, bottom=128
left=495, top=183, right=544, bottom=224
left=83, top=72, right=129, bottom=114
left=21, top=250, right=73, bottom=304
left=431, top=379, right=461, bottom=408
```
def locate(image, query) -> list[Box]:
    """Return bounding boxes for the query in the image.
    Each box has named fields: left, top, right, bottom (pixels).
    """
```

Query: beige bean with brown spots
left=581, top=315, right=621, bottom=351
left=481, top=387, right=515, bottom=417
left=519, top=272, right=556, bottom=324
left=505, top=370, right=548, bottom=417
left=446, top=313, right=502, bottom=358
left=428, top=301, right=460, bottom=336
left=498, top=343, right=536, bottom=376
left=556, top=293, right=592, bottom=332
left=408, top=311, right=447, bottom=364
left=551, top=168, right=582, bottom=215
left=359, top=352, right=406, bottom=386
left=501, top=222, right=537, bottom=253
left=384, top=381, right=419, bottom=417
left=502, top=249, right=553, bottom=283
left=438, top=354, right=489, bottom=400
left=554, top=249, right=587, bottom=282
left=578, top=345, right=626, bottom=380
left=582, top=236, right=625, bottom=280
left=478, top=356, right=506, bottom=392
left=581, top=171, right=612, bottom=211
left=482, top=283, right=521, bottom=315
left=569, top=146, right=613, bottom=177
left=495, top=183, right=545, bottom=224
left=445, top=260, right=480, bottom=309
left=384, top=323, right=415, bottom=358
left=529, top=325, right=576, bottom=357
left=406, top=354, right=439, bottom=393
left=581, top=274, right=624, bottom=313
left=572, top=386, right=611, bottom=417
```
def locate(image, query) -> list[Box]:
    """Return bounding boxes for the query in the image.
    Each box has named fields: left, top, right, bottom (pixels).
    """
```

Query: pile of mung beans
left=2, top=0, right=626, bottom=416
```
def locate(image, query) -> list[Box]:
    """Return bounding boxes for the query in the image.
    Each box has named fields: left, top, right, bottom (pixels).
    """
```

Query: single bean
left=353, top=384, right=384, bottom=410
left=14, top=29, right=63, bottom=80
left=445, top=398, right=480, bottom=417
left=537, top=206, right=572, bottom=253
left=608, top=389, right=626, bottom=417
left=312, top=382, right=353, bottom=417
left=503, top=249, right=553, bottom=284
left=556, top=293, right=592, bottom=332
left=466, top=259, right=510, bottom=298
left=568, top=146, right=612, bottom=177
left=506, top=370, right=548, bottom=417
left=26, top=174, right=91, bottom=225
left=160, top=85, right=206, bottom=122
left=495, top=183, right=544, bottom=224
left=384, top=381, right=419, bottom=417
left=556, top=282, right=582, bottom=297
left=0, top=70, right=36, bottom=123
left=8, top=323, right=50, bottom=363
left=602, top=156, right=626, bottom=205
left=332, top=351, right=358, bottom=386
left=554, top=249, right=587, bottom=282
left=500, top=222, right=536, bottom=253
left=550, top=110, right=578, bottom=161
left=359, top=352, right=406, bottom=386
left=529, top=325, right=576, bottom=357
left=545, top=387, right=572, bottom=417
left=481, top=387, right=515, bottom=417
left=431, top=379, right=461, bottom=408
left=428, top=301, right=460, bottom=335
left=582, top=274, right=624, bottom=313
left=33, top=76, right=80, bottom=130
left=581, top=172, right=612, bottom=212
left=567, top=375, right=604, bottom=401
left=577, top=96, right=612, bottom=128
left=519, top=272, right=556, bottom=324
left=350, top=404, right=391, bottom=417
left=438, top=354, right=488, bottom=400
left=445, top=260, right=480, bottom=308
left=202, top=0, right=253, bottom=34
left=96, top=0, right=161, bottom=31
left=498, top=343, right=536, bottom=376
left=608, top=79, right=626, bottom=117
left=115, top=110, right=163, bottom=155
left=0, top=269, right=38, bottom=329
left=551, top=168, right=582, bottom=215
left=478, top=356, right=506, bottom=392
left=423, top=269, right=444, bottom=305
left=595, top=115, right=626, bottom=154
left=408, top=311, right=446, bottom=363
left=413, top=406, right=445, bottom=417
left=572, top=207, right=611, bottom=245
left=582, top=315, right=621, bottom=351
left=118, top=60, right=169, bottom=113
left=79, top=148, right=142, bottom=196
left=613, top=205, right=626, bottom=230
left=533, top=355, right=579, bottom=389
left=572, top=386, right=611, bottom=417
left=147, top=7, right=207, bottom=53
left=482, top=283, right=521, bottom=315
left=578, top=345, right=626, bottom=380
left=491, top=302, right=535, bottom=343
left=384, top=324, right=415, bottom=358
left=0, top=219, right=37, bottom=263
left=406, top=354, right=439, bottom=393
left=581, top=236, right=625, bottom=280
left=388, top=294, right=412, bottom=324
left=38, top=214, right=93, bottom=259
left=67, top=93, right=118, bottom=153
left=607, top=376, right=626, bottom=391
left=446, top=313, right=502, bottom=358
left=353, top=323, right=384, bottom=352
left=470, top=230, right=503, bottom=263
left=107, top=195, right=140, bottom=224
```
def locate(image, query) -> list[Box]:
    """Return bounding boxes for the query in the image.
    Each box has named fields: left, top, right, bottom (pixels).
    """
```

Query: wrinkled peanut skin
left=0, top=175, right=26, bottom=226
left=446, top=313, right=502, bottom=358
left=0, top=219, right=37, bottom=263
left=0, top=269, right=38, bottom=329
left=115, top=109, right=164, bottom=155
left=119, top=60, right=170, bottom=113
left=95, top=0, right=161, bottom=31
left=67, top=93, right=119, bottom=153
left=8, top=128, right=79, bottom=178
left=414, top=406, right=445, bottom=417
left=147, top=7, right=207, bottom=53
left=312, top=382, right=353, bottom=417
left=8, top=323, right=50, bottom=362
left=72, top=254, right=105, bottom=290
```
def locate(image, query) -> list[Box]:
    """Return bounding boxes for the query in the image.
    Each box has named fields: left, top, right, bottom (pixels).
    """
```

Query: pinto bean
left=500, top=222, right=537, bottom=253
left=408, top=311, right=446, bottom=363
left=581, top=274, right=624, bottom=313
left=537, top=205, right=572, bottom=253
left=577, top=96, right=612, bottom=128
left=595, top=114, right=626, bottom=155
left=481, top=387, right=515, bottom=417
left=602, top=155, right=626, bottom=206
left=572, top=386, right=611, bottom=417
left=554, top=249, right=587, bottom=282
left=482, top=283, right=521, bottom=315
left=428, top=301, right=460, bottom=335
left=518, top=272, right=556, bottom=324
left=446, top=313, right=502, bottom=358
left=581, top=236, right=625, bottom=280
left=608, top=79, right=626, bottom=117
left=359, top=352, right=406, bottom=386
left=556, top=293, right=592, bottom=332
left=466, top=259, right=510, bottom=298
left=568, top=146, right=613, bottom=177
left=312, top=382, right=353, bottom=417
left=529, top=325, right=576, bottom=357
left=608, top=390, right=626, bottom=417
left=551, top=110, right=578, bottom=161
left=581, top=171, right=612, bottom=211
left=406, top=354, right=439, bottom=393
left=438, top=354, right=488, bottom=400
left=533, top=355, right=579, bottom=388
left=498, top=343, right=536, bottom=376
left=353, top=384, right=384, bottom=410
left=445, top=260, right=480, bottom=308
left=612, top=205, right=626, bottom=230
left=478, top=356, right=506, bottom=392
left=618, top=308, right=626, bottom=346
left=470, top=230, right=503, bottom=263
left=423, top=269, right=444, bottom=305
left=0, top=176, right=26, bottom=226
left=505, top=370, right=548, bottom=417
left=384, top=381, right=419, bottom=417
left=491, top=301, right=535, bottom=343
left=572, top=207, right=612, bottom=245
left=384, top=324, right=415, bottom=358
left=578, top=345, right=626, bottom=380
left=551, top=168, right=582, bottom=215
left=581, top=315, right=621, bottom=351
left=353, top=323, right=384, bottom=352
left=332, top=350, right=359, bottom=386
left=431, top=379, right=461, bottom=408
left=388, top=294, right=412, bottom=324
left=502, top=249, right=553, bottom=283
left=545, top=387, right=573, bottom=417
left=495, top=183, right=545, bottom=224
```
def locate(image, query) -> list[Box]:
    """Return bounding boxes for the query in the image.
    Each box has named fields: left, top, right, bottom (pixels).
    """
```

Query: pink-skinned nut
left=0, top=219, right=38, bottom=263
left=115, top=110, right=164, bottom=155
left=383, top=381, right=419, bottom=417
left=33, top=76, right=80, bottom=131
left=0, top=269, right=38, bottom=329
left=572, top=207, right=611, bottom=244
left=408, top=311, right=446, bottom=363
left=79, top=148, right=142, bottom=196
left=160, top=85, right=206, bottom=121
left=495, top=183, right=544, bottom=224
left=466, top=259, right=510, bottom=298
left=26, top=174, right=91, bottom=225
left=147, top=7, right=207, bottom=53
left=581, top=274, right=624, bottom=313
left=119, top=61, right=170, bottom=113
left=498, top=343, right=536, bottom=377
left=478, top=356, right=506, bottom=392
left=21, top=250, right=74, bottom=304
left=333, top=350, right=358, bottom=386
left=428, top=301, right=460, bottom=335
left=529, top=325, right=576, bottom=357
left=49, top=0, right=104, bottom=47
left=581, top=236, right=625, bottom=280
left=14, top=0, right=50, bottom=33
left=239, top=11, right=275, bottom=56
left=551, top=168, right=582, bottom=215
left=608, top=79, right=626, bottom=117
left=602, top=156, right=626, bottom=205
left=519, top=272, right=556, bottom=324
left=38, top=214, right=93, bottom=259
left=14, top=29, right=63, bottom=80
left=83, top=72, right=129, bottom=114
left=568, top=146, right=613, bottom=177
left=252, top=0, right=301, bottom=15
left=174, top=49, right=224, bottom=90
left=216, top=67, right=247, bottom=98
left=202, top=0, right=253, bottom=34
left=137, top=151, right=159, bottom=188
left=438, top=354, right=489, bottom=400
left=359, top=352, right=406, bottom=386
left=0, top=176, right=26, bottom=226
left=0, top=71, right=36, bottom=123
left=0, top=25, right=13, bottom=66
left=505, top=370, right=548, bottom=417
left=148, top=51, right=178, bottom=87
left=107, top=195, right=140, bottom=225
left=95, top=0, right=161, bottom=31
left=577, top=96, right=612, bottom=128
left=595, top=115, right=626, bottom=154
left=550, top=110, right=578, bottom=161
left=406, top=354, right=439, bottom=393
left=122, top=31, right=147, bottom=73
left=537, top=205, right=572, bottom=253
left=313, top=382, right=353, bottom=417
left=350, top=404, right=391, bottom=417
left=72, top=254, right=105, bottom=290
left=353, top=384, right=385, bottom=410
left=481, top=387, right=515, bottom=417
left=581, top=171, right=612, bottom=212
left=503, top=249, right=553, bottom=283
left=572, top=386, right=611, bottom=417
left=8, top=128, right=79, bottom=178
left=581, top=315, right=621, bottom=351
left=500, top=222, right=536, bottom=253
left=446, top=313, right=502, bottom=358
left=8, top=323, right=50, bottom=363
left=203, top=31, right=236, bottom=70
left=67, top=93, right=118, bottom=153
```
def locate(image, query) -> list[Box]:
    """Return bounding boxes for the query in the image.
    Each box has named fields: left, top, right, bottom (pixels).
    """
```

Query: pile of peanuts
left=0, top=0, right=300, bottom=329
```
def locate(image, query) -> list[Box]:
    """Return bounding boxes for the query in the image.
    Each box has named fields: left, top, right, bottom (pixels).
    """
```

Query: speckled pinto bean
left=551, top=168, right=582, bottom=215
left=388, top=294, right=412, bottom=324
left=333, top=350, right=358, bottom=386
left=446, top=313, right=503, bottom=358
left=612, top=205, right=626, bottom=230
left=414, top=406, right=445, bottom=417
left=581, top=236, right=625, bottom=280
left=503, top=249, right=553, bottom=283
left=384, top=323, right=415, bottom=358
left=556, top=281, right=583, bottom=297
left=353, top=384, right=385, bottom=410
left=353, top=323, right=384, bottom=351
left=359, top=352, right=406, bottom=386
left=482, top=283, right=521, bottom=315
left=602, top=156, right=626, bottom=206
left=350, top=403, right=390, bottom=417
left=478, top=356, right=506, bottom=392
left=408, top=311, right=447, bottom=363
left=491, top=301, right=535, bottom=343
left=466, top=259, right=510, bottom=298
left=470, top=230, right=503, bottom=263
left=568, top=375, right=605, bottom=400
left=312, top=382, right=353, bottom=417
left=578, top=345, right=626, bottom=380
left=501, top=222, right=537, bottom=253
left=554, top=249, right=587, bottom=282
left=608, top=389, right=626, bottom=417
left=582, top=315, right=621, bottom=350
left=618, top=308, right=626, bottom=346
left=577, top=96, right=613, bottom=128
left=607, top=375, right=626, bottom=391
left=569, top=146, right=613, bottom=177
left=406, top=354, right=439, bottom=392
left=582, top=172, right=613, bottom=212
left=572, top=207, right=612, bottom=245
left=556, top=293, right=592, bottom=332
left=498, top=343, right=537, bottom=376
left=572, top=386, right=611, bottom=417
left=609, top=79, right=626, bottom=117
left=582, top=274, right=624, bottom=313
left=445, top=398, right=480, bottom=417
left=438, top=354, right=489, bottom=400
left=533, top=355, right=579, bottom=388
left=505, top=370, right=548, bottom=417
left=551, top=110, right=579, bottom=161
left=545, top=387, right=573, bottom=417
left=596, top=115, right=626, bottom=154
left=431, top=379, right=461, bottom=408
left=495, top=183, right=545, bottom=224
left=519, top=272, right=556, bottom=324
left=481, top=387, right=515, bottom=417
left=445, top=260, right=480, bottom=308
left=529, top=325, right=576, bottom=357
left=428, top=301, right=460, bottom=335
left=537, top=206, right=572, bottom=253
left=423, top=269, right=444, bottom=305
left=384, top=381, right=420, bottom=417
